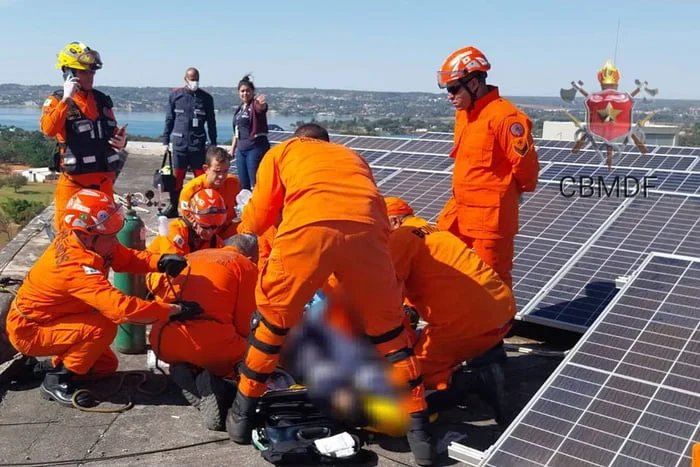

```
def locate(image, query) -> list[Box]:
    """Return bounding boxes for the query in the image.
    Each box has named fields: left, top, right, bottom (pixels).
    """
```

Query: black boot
left=169, top=363, right=201, bottom=408
left=461, top=341, right=509, bottom=425
left=196, top=370, right=237, bottom=431
left=32, top=358, right=55, bottom=380
left=225, top=391, right=259, bottom=444
left=39, top=364, right=95, bottom=408
left=406, top=410, right=436, bottom=466
left=161, top=190, right=180, bottom=218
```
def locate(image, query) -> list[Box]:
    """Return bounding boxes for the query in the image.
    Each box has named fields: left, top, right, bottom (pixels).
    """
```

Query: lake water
left=0, top=107, right=326, bottom=141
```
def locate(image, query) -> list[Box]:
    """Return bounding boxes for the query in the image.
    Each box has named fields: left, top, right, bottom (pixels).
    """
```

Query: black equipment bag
left=153, top=149, right=176, bottom=192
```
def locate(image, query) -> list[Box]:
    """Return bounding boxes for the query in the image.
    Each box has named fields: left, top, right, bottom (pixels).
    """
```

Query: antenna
left=613, top=19, right=621, bottom=63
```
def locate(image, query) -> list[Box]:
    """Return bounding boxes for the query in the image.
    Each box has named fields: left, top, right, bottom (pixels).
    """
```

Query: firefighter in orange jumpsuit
left=146, top=188, right=227, bottom=296
left=179, top=146, right=242, bottom=239
left=4, top=189, right=197, bottom=407
left=436, top=46, right=540, bottom=288
left=385, top=197, right=515, bottom=421
left=227, top=123, right=435, bottom=466
left=41, top=42, right=128, bottom=231
left=149, top=236, right=258, bottom=431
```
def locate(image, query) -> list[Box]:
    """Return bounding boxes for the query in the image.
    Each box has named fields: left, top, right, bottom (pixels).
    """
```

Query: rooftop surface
left=0, top=145, right=579, bottom=466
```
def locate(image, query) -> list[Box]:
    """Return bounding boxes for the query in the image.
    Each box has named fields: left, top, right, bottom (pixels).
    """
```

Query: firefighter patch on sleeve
left=173, top=235, right=185, bottom=248
left=509, top=122, right=525, bottom=137
left=43, top=99, right=52, bottom=107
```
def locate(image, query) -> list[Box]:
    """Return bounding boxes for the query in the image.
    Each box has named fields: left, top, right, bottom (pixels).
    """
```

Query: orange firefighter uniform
left=179, top=173, right=241, bottom=239
left=145, top=218, right=224, bottom=296
left=438, top=86, right=539, bottom=288
left=41, top=91, right=122, bottom=231
left=236, top=137, right=426, bottom=414
left=5, top=230, right=174, bottom=376
left=387, top=197, right=516, bottom=390
left=149, top=246, right=258, bottom=377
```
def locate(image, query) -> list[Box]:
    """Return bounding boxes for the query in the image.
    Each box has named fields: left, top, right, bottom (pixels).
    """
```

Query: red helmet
left=437, top=46, right=491, bottom=89
left=63, top=189, right=125, bottom=235
left=187, top=189, right=227, bottom=227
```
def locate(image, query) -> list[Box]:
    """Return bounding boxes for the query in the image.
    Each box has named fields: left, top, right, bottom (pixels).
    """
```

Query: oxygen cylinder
left=112, top=207, right=148, bottom=354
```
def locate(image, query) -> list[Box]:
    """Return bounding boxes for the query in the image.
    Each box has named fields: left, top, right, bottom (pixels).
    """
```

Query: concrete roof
left=0, top=147, right=575, bottom=466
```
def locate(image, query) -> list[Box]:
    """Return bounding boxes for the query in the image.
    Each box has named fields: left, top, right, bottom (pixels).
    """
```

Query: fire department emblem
left=559, top=60, right=659, bottom=169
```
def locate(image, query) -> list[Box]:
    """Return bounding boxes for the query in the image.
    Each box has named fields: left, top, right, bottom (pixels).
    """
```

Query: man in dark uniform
left=161, top=67, right=217, bottom=218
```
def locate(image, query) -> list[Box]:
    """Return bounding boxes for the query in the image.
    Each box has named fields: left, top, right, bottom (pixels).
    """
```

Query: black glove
left=157, top=254, right=187, bottom=277
left=170, top=301, right=204, bottom=322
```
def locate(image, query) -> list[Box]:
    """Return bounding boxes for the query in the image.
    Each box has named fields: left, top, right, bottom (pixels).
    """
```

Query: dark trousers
left=234, top=141, right=270, bottom=190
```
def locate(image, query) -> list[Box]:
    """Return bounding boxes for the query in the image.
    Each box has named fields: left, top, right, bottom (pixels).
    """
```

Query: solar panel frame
left=479, top=252, right=700, bottom=467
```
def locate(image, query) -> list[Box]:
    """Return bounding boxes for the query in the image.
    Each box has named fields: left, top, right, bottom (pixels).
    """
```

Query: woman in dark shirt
left=230, top=74, right=270, bottom=190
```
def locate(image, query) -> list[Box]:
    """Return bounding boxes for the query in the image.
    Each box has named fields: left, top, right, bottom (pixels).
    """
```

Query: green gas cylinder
left=113, top=206, right=148, bottom=354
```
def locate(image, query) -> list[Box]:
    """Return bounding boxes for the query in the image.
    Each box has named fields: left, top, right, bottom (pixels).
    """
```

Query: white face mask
left=186, top=80, right=199, bottom=91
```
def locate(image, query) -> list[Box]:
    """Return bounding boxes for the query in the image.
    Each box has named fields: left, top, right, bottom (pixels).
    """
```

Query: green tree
left=5, top=174, right=28, bottom=192
left=0, top=198, right=46, bottom=225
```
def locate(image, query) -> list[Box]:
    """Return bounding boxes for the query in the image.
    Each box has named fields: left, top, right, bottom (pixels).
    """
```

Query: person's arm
left=109, top=243, right=160, bottom=273
left=497, top=114, right=540, bottom=193
left=230, top=111, right=239, bottom=156
left=238, top=145, right=285, bottom=235
left=65, top=261, right=176, bottom=323
left=162, top=92, right=176, bottom=146
left=207, top=93, right=217, bottom=146
left=40, top=95, right=69, bottom=138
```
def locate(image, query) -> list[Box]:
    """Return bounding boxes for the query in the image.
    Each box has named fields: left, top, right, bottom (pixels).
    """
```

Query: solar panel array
left=267, top=130, right=700, bottom=332
left=480, top=253, right=700, bottom=467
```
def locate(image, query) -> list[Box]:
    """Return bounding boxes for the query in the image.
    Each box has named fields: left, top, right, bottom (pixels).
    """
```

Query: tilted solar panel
left=650, top=171, right=700, bottom=195
left=372, top=152, right=453, bottom=172
left=418, top=132, right=453, bottom=141
left=522, top=193, right=700, bottom=331
left=397, top=139, right=453, bottom=155
left=346, top=136, right=409, bottom=151
left=481, top=253, right=700, bottom=467
left=376, top=169, right=452, bottom=222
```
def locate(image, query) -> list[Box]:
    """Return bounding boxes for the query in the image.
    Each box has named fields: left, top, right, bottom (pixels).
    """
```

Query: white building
left=18, top=167, right=55, bottom=183
left=542, top=121, right=680, bottom=146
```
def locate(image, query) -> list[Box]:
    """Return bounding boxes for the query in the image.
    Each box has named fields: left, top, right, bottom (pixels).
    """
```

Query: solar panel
left=418, top=132, right=453, bottom=141
left=537, top=148, right=696, bottom=170
left=650, top=171, right=700, bottom=195
left=347, top=136, right=409, bottom=151
left=377, top=169, right=452, bottom=222
left=512, top=184, right=629, bottom=312
left=330, top=134, right=357, bottom=145
left=370, top=168, right=400, bottom=184
left=355, top=149, right=391, bottom=165
left=480, top=253, right=700, bottom=467
left=396, top=139, right=453, bottom=155
left=372, top=152, right=453, bottom=172
left=521, top=193, right=700, bottom=332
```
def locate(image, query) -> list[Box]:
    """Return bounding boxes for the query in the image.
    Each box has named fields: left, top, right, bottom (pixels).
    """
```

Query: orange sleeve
left=238, top=145, right=285, bottom=235
left=64, top=260, right=171, bottom=323
left=40, top=95, right=69, bottom=139
left=233, top=258, right=258, bottom=337
left=496, top=114, right=540, bottom=192
left=388, top=226, right=421, bottom=284
left=110, top=243, right=160, bottom=273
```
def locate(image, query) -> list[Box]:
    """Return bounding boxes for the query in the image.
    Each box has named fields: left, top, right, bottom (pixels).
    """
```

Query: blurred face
left=76, top=69, right=96, bottom=91
left=204, top=158, right=229, bottom=188
left=193, top=221, right=218, bottom=242
left=239, top=85, right=253, bottom=103
left=445, top=79, right=473, bottom=111
left=76, top=232, right=119, bottom=257
left=388, top=215, right=403, bottom=231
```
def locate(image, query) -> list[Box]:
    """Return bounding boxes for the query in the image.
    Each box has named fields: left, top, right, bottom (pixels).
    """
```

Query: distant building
left=542, top=121, right=680, bottom=146
left=17, top=167, right=55, bottom=183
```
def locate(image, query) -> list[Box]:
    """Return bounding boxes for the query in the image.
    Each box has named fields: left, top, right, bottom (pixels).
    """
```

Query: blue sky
left=1, top=0, right=699, bottom=99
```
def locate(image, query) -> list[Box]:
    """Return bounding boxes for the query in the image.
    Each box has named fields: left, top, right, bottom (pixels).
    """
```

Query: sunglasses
left=446, top=83, right=463, bottom=95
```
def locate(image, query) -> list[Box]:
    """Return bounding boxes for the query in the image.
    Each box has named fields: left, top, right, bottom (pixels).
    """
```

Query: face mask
left=186, top=80, right=199, bottom=91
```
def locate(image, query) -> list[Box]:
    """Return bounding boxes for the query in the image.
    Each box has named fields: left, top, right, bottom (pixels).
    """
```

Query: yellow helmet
left=55, top=42, right=103, bottom=71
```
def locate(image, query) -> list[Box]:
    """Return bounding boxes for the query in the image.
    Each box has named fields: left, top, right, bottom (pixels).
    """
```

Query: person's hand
left=62, top=76, right=79, bottom=101
left=255, top=94, right=266, bottom=106
left=169, top=301, right=204, bottom=322
left=157, top=254, right=188, bottom=277
left=109, top=132, right=127, bottom=150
